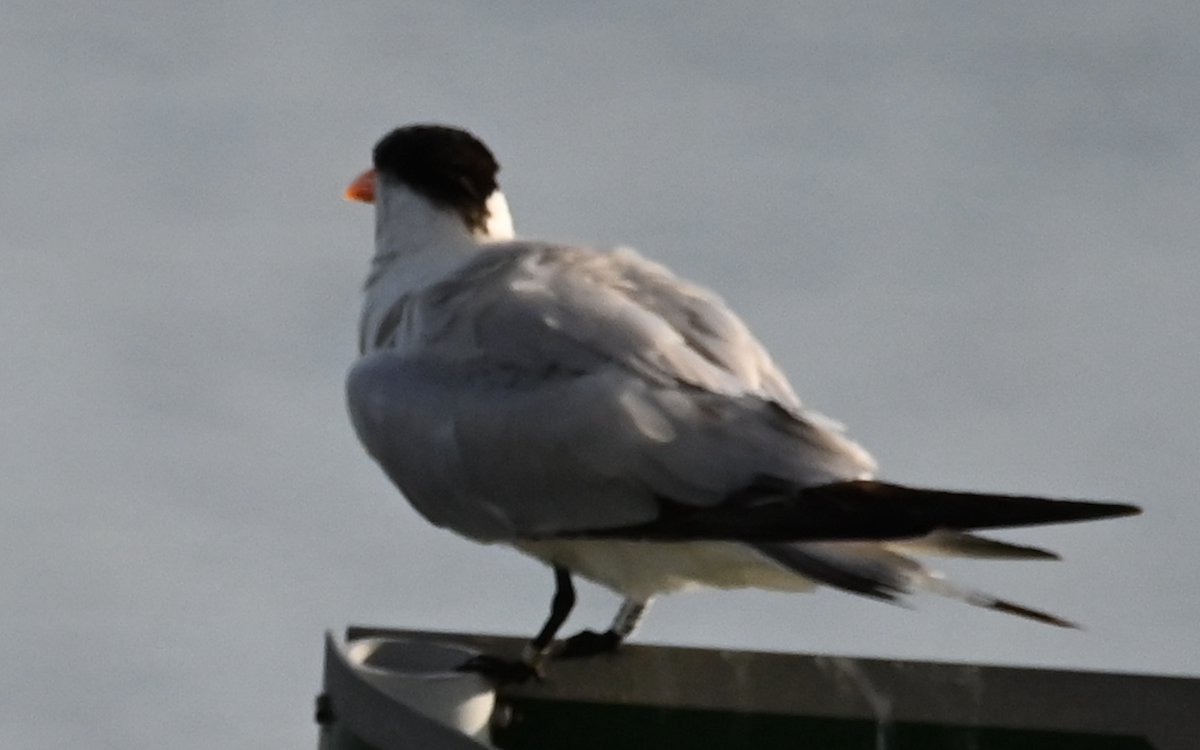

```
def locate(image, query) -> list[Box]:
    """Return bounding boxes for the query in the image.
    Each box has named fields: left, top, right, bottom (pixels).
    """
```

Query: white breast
left=514, top=539, right=819, bottom=600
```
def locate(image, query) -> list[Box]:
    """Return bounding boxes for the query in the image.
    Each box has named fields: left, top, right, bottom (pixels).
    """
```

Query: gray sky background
left=3, top=2, right=1198, bottom=748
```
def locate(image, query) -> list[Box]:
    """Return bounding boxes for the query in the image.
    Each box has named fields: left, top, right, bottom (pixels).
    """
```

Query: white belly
left=514, top=539, right=818, bottom=601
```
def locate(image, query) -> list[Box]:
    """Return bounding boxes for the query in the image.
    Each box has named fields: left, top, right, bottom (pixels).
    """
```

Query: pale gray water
left=3, top=2, right=1197, bottom=748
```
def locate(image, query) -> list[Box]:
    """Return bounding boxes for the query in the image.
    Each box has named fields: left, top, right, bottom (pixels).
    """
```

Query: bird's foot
left=456, top=653, right=543, bottom=684
left=554, top=629, right=622, bottom=660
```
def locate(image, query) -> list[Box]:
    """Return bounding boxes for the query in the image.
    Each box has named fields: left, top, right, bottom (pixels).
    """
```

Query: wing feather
left=347, top=243, right=876, bottom=541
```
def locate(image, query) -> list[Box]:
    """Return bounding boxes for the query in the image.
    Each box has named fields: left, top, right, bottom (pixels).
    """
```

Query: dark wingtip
left=808, top=482, right=1144, bottom=538
left=968, top=495, right=1143, bottom=527
left=584, top=480, right=1142, bottom=543
left=1100, top=502, right=1143, bottom=519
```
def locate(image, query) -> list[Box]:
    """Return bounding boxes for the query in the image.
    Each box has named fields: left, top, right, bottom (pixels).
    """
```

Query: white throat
left=370, top=182, right=514, bottom=261
left=359, top=183, right=515, bottom=353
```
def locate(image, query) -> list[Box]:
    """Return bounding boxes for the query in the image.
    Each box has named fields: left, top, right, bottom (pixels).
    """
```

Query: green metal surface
left=492, top=698, right=1154, bottom=750
left=325, top=629, right=1198, bottom=749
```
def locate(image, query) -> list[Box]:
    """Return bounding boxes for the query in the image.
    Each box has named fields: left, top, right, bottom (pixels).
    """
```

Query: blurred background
left=3, top=2, right=1197, bottom=748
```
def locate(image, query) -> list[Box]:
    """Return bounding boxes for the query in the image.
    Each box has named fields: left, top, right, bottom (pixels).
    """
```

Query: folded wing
left=348, top=243, right=876, bottom=541
left=348, top=241, right=1137, bottom=548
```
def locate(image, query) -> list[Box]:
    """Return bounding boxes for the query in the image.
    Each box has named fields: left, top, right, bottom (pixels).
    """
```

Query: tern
left=343, top=124, right=1140, bottom=680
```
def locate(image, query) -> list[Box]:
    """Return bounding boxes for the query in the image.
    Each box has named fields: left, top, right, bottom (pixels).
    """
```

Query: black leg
left=529, top=566, right=576, bottom=653
left=556, top=598, right=649, bottom=660
left=457, top=565, right=577, bottom=682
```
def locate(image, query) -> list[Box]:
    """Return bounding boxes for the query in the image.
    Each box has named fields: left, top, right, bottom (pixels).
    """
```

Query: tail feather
left=756, top=542, right=916, bottom=603
left=915, top=570, right=1079, bottom=628
left=885, top=529, right=1060, bottom=560
left=755, top=542, right=912, bottom=602
left=756, top=541, right=1077, bottom=628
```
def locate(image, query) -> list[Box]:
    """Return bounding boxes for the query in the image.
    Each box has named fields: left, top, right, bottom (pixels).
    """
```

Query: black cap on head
left=372, top=124, right=499, bottom=232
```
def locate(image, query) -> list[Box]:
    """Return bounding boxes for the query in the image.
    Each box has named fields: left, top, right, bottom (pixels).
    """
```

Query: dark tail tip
left=988, top=598, right=1081, bottom=629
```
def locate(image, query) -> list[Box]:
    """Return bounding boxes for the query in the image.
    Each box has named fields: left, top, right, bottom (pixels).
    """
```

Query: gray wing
left=379, top=244, right=815, bottom=405
left=348, top=243, right=876, bottom=541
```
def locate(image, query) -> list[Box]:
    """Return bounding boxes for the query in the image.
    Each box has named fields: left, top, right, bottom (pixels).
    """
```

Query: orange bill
left=344, top=168, right=376, bottom=202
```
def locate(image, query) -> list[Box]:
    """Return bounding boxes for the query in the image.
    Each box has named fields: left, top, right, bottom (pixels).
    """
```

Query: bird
left=342, top=123, right=1140, bottom=681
